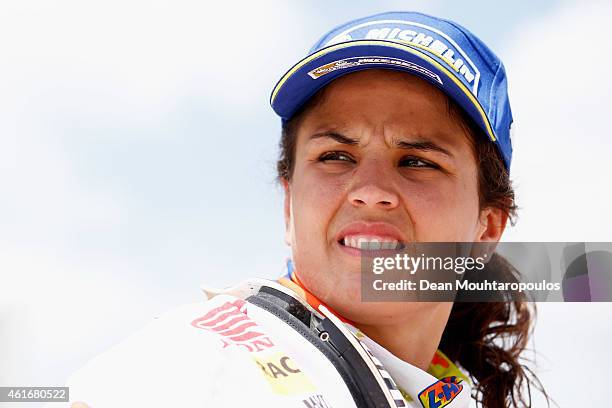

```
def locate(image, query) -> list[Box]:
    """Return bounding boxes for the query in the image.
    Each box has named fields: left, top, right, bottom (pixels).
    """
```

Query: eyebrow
left=309, top=131, right=358, bottom=145
left=395, top=140, right=454, bottom=158
left=309, top=131, right=454, bottom=158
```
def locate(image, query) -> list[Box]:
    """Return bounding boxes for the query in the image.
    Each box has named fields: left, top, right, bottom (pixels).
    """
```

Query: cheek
left=289, top=167, right=347, bottom=254
left=401, top=177, right=480, bottom=240
left=292, top=165, right=349, bottom=227
left=288, top=166, right=355, bottom=296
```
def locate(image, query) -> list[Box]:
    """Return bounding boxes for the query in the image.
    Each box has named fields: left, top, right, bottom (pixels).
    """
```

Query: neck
left=278, top=270, right=452, bottom=371
left=352, top=303, right=453, bottom=371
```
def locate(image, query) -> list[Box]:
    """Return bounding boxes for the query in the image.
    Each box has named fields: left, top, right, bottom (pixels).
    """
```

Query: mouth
left=335, top=221, right=408, bottom=256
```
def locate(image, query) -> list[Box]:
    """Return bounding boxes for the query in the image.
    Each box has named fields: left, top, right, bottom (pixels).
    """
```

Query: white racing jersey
left=49, top=278, right=472, bottom=408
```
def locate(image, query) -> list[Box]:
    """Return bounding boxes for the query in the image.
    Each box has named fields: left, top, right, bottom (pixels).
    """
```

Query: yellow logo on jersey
left=252, top=353, right=316, bottom=395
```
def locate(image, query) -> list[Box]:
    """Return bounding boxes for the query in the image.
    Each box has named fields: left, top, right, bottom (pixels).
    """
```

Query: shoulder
left=53, top=279, right=424, bottom=408
left=63, top=297, right=251, bottom=406
left=59, top=279, right=320, bottom=407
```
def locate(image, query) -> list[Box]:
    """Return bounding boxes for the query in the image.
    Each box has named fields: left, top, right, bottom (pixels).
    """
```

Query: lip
left=334, top=221, right=408, bottom=257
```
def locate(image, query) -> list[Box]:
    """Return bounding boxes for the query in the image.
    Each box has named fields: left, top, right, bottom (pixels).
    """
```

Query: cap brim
left=270, top=40, right=497, bottom=147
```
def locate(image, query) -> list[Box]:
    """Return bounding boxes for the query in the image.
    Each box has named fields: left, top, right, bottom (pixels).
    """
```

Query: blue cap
left=270, top=11, right=514, bottom=169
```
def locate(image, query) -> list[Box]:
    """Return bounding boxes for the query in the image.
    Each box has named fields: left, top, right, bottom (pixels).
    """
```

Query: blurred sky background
left=1, top=0, right=611, bottom=406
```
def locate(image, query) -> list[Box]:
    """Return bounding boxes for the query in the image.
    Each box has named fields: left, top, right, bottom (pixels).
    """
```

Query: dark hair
left=439, top=101, right=548, bottom=407
left=276, top=77, right=549, bottom=407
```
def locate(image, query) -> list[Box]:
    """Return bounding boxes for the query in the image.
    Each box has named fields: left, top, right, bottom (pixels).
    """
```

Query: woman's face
left=282, top=69, right=505, bottom=324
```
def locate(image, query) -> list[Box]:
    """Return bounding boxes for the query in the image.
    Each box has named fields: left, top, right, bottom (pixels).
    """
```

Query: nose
left=348, top=167, right=399, bottom=210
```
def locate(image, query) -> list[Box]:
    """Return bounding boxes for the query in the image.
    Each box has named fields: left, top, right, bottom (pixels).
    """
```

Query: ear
left=476, top=207, right=509, bottom=242
left=281, top=177, right=293, bottom=246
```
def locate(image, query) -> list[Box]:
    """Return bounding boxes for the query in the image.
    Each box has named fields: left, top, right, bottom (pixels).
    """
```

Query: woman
left=271, top=11, right=546, bottom=406
left=64, top=11, right=546, bottom=408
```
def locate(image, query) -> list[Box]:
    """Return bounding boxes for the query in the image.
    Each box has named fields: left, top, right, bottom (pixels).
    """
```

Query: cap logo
left=307, top=56, right=442, bottom=84
left=324, top=20, right=480, bottom=96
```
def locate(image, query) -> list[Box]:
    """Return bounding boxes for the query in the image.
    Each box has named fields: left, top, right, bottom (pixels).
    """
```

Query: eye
left=398, top=156, right=438, bottom=168
left=318, top=151, right=355, bottom=163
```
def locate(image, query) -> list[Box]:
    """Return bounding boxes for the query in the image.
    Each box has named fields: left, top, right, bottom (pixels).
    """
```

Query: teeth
left=342, top=235, right=401, bottom=250
left=358, top=237, right=367, bottom=249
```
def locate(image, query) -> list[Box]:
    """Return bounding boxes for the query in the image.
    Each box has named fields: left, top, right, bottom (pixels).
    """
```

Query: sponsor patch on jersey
left=428, top=350, right=470, bottom=385
left=307, top=56, right=442, bottom=85
left=191, top=299, right=275, bottom=353
left=418, top=376, right=463, bottom=408
left=251, top=352, right=316, bottom=396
